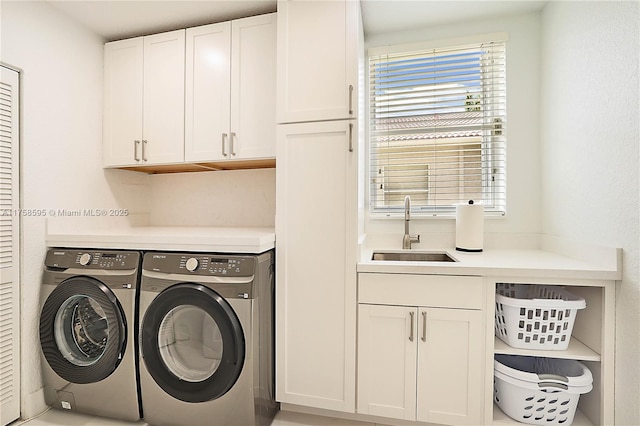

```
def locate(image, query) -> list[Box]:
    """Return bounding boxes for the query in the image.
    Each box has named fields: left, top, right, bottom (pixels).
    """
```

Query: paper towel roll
left=456, top=201, right=484, bottom=252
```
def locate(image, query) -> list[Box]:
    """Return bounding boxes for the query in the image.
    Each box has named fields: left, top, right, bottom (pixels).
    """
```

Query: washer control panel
left=144, top=252, right=256, bottom=277
left=45, top=249, right=140, bottom=270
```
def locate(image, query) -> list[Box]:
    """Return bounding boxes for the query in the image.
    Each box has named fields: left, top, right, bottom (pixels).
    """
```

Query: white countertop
left=358, top=236, right=622, bottom=280
left=46, top=226, right=276, bottom=253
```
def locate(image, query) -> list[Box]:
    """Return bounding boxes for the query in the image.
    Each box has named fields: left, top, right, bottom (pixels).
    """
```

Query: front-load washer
left=39, top=248, right=142, bottom=421
left=138, top=251, right=277, bottom=426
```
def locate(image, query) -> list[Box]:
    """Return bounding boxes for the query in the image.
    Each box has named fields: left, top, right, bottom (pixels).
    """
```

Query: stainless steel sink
left=371, top=251, right=457, bottom=262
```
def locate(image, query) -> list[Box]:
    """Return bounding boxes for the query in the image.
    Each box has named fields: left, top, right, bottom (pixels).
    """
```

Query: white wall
left=148, top=168, right=275, bottom=227
left=365, top=12, right=541, bottom=249
left=1, top=1, right=150, bottom=418
left=540, top=1, right=639, bottom=424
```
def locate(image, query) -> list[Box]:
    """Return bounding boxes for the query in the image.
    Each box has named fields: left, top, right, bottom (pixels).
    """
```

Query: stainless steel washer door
left=39, top=276, right=126, bottom=384
left=141, top=283, right=245, bottom=403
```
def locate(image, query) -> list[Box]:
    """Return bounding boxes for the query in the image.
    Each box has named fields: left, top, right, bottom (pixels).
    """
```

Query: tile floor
left=14, top=408, right=374, bottom=426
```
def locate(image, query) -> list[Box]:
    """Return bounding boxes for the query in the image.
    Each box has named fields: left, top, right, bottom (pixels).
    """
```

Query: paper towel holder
left=455, top=199, right=484, bottom=253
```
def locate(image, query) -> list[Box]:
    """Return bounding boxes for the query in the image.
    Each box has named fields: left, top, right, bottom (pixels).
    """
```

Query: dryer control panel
left=45, top=249, right=140, bottom=270
left=144, top=252, right=256, bottom=277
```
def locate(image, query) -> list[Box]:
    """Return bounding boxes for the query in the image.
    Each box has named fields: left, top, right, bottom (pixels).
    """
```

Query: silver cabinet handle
left=142, top=140, right=148, bottom=162
left=222, top=133, right=228, bottom=157
left=134, top=140, right=140, bottom=161
left=230, top=132, right=236, bottom=156
left=409, top=311, right=415, bottom=342
left=348, top=84, right=354, bottom=115
left=348, top=123, right=354, bottom=153
left=421, top=311, right=427, bottom=342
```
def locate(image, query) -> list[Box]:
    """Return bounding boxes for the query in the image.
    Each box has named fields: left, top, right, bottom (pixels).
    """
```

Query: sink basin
left=371, top=251, right=457, bottom=262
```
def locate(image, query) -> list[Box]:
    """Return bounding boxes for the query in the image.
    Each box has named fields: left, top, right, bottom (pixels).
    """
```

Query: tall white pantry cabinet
left=275, top=0, right=363, bottom=413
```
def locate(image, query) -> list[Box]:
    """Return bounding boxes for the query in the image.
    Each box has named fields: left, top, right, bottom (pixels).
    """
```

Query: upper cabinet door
left=143, top=30, right=186, bottom=165
left=185, top=22, right=232, bottom=162
left=230, top=13, right=277, bottom=160
left=277, top=0, right=360, bottom=123
left=103, top=37, right=143, bottom=167
left=185, top=14, right=276, bottom=163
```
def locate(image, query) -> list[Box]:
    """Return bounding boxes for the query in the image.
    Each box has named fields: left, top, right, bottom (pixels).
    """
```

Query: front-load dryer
left=138, top=251, right=277, bottom=426
left=39, top=248, right=141, bottom=421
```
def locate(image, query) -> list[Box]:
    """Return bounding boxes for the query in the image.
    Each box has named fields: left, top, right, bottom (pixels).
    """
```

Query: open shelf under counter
left=494, top=336, right=601, bottom=362
left=493, top=404, right=594, bottom=426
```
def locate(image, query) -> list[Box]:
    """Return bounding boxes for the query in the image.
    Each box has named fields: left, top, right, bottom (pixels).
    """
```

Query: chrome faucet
left=402, top=195, right=420, bottom=249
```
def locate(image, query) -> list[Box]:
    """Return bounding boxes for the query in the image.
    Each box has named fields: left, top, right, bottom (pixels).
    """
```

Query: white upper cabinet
left=231, top=14, right=277, bottom=159
left=103, top=37, right=143, bottom=167
left=103, top=30, right=185, bottom=167
left=277, top=0, right=360, bottom=123
left=104, top=15, right=276, bottom=171
left=143, top=30, right=186, bottom=165
left=185, top=14, right=276, bottom=163
left=185, top=22, right=231, bottom=162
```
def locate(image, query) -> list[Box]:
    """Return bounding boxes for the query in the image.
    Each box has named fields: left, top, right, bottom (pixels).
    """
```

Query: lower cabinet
left=357, top=273, right=485, bottom=425
left=358, top=304, right=484, bottom=425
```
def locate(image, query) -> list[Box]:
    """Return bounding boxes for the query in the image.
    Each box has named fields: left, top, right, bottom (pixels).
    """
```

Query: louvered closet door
left=0, top=65, right=20, bottom=426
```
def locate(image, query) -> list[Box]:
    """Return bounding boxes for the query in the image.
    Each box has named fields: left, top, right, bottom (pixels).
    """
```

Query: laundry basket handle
left=538, top=373, right=568, bottom=383
left=538, top=381, right=569, bottom=390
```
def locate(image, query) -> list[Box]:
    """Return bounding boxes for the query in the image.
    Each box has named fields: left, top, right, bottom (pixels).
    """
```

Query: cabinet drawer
left=358, top=273, right=484, bottom=309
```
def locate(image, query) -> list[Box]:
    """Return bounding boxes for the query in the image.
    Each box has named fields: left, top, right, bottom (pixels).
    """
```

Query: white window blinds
left=369, top=38, right=506, bottom=216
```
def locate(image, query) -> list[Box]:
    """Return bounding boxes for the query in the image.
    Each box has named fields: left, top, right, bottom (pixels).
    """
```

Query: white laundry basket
left=494, top=355, right=592, bottom=425
left=495, top=284, right=586, bottom=350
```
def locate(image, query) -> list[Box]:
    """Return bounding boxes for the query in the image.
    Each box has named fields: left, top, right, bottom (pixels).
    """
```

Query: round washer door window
left=158, top=305, right=223, bottom=382
left=40, top=276, right=127, bottom=384
left=142, top=283, right=245, bottom=403
left=54, top=294, right=109, bottom=366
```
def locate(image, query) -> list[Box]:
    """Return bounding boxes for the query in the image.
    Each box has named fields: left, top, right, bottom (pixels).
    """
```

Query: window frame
left=367, top=33, right=508, bottom=218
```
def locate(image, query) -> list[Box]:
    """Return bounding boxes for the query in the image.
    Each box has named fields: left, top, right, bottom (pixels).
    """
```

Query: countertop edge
left=46, top=226, right=276, bottom=254
left=356, top=262, right=620, bottom=281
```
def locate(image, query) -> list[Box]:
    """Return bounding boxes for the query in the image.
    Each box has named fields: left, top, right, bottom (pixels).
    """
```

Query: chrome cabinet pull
left=230, top=132, right=236, bottom=156
left=142, top=140, right=148, bottom=162
left=134, top=140, right=140, bottom=161
left=348, top=123, right=354, bottom=153
left=409, top=311, right=415, bottom=342
left=348, top=84, right=354, bottom=115
left=222, top=133, right=228, bottom=157
left=421, top=311, right=427, bottom=342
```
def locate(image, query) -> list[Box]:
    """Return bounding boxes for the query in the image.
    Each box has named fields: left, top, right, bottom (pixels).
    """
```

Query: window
left=368, top=36, right=506, bottom=216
